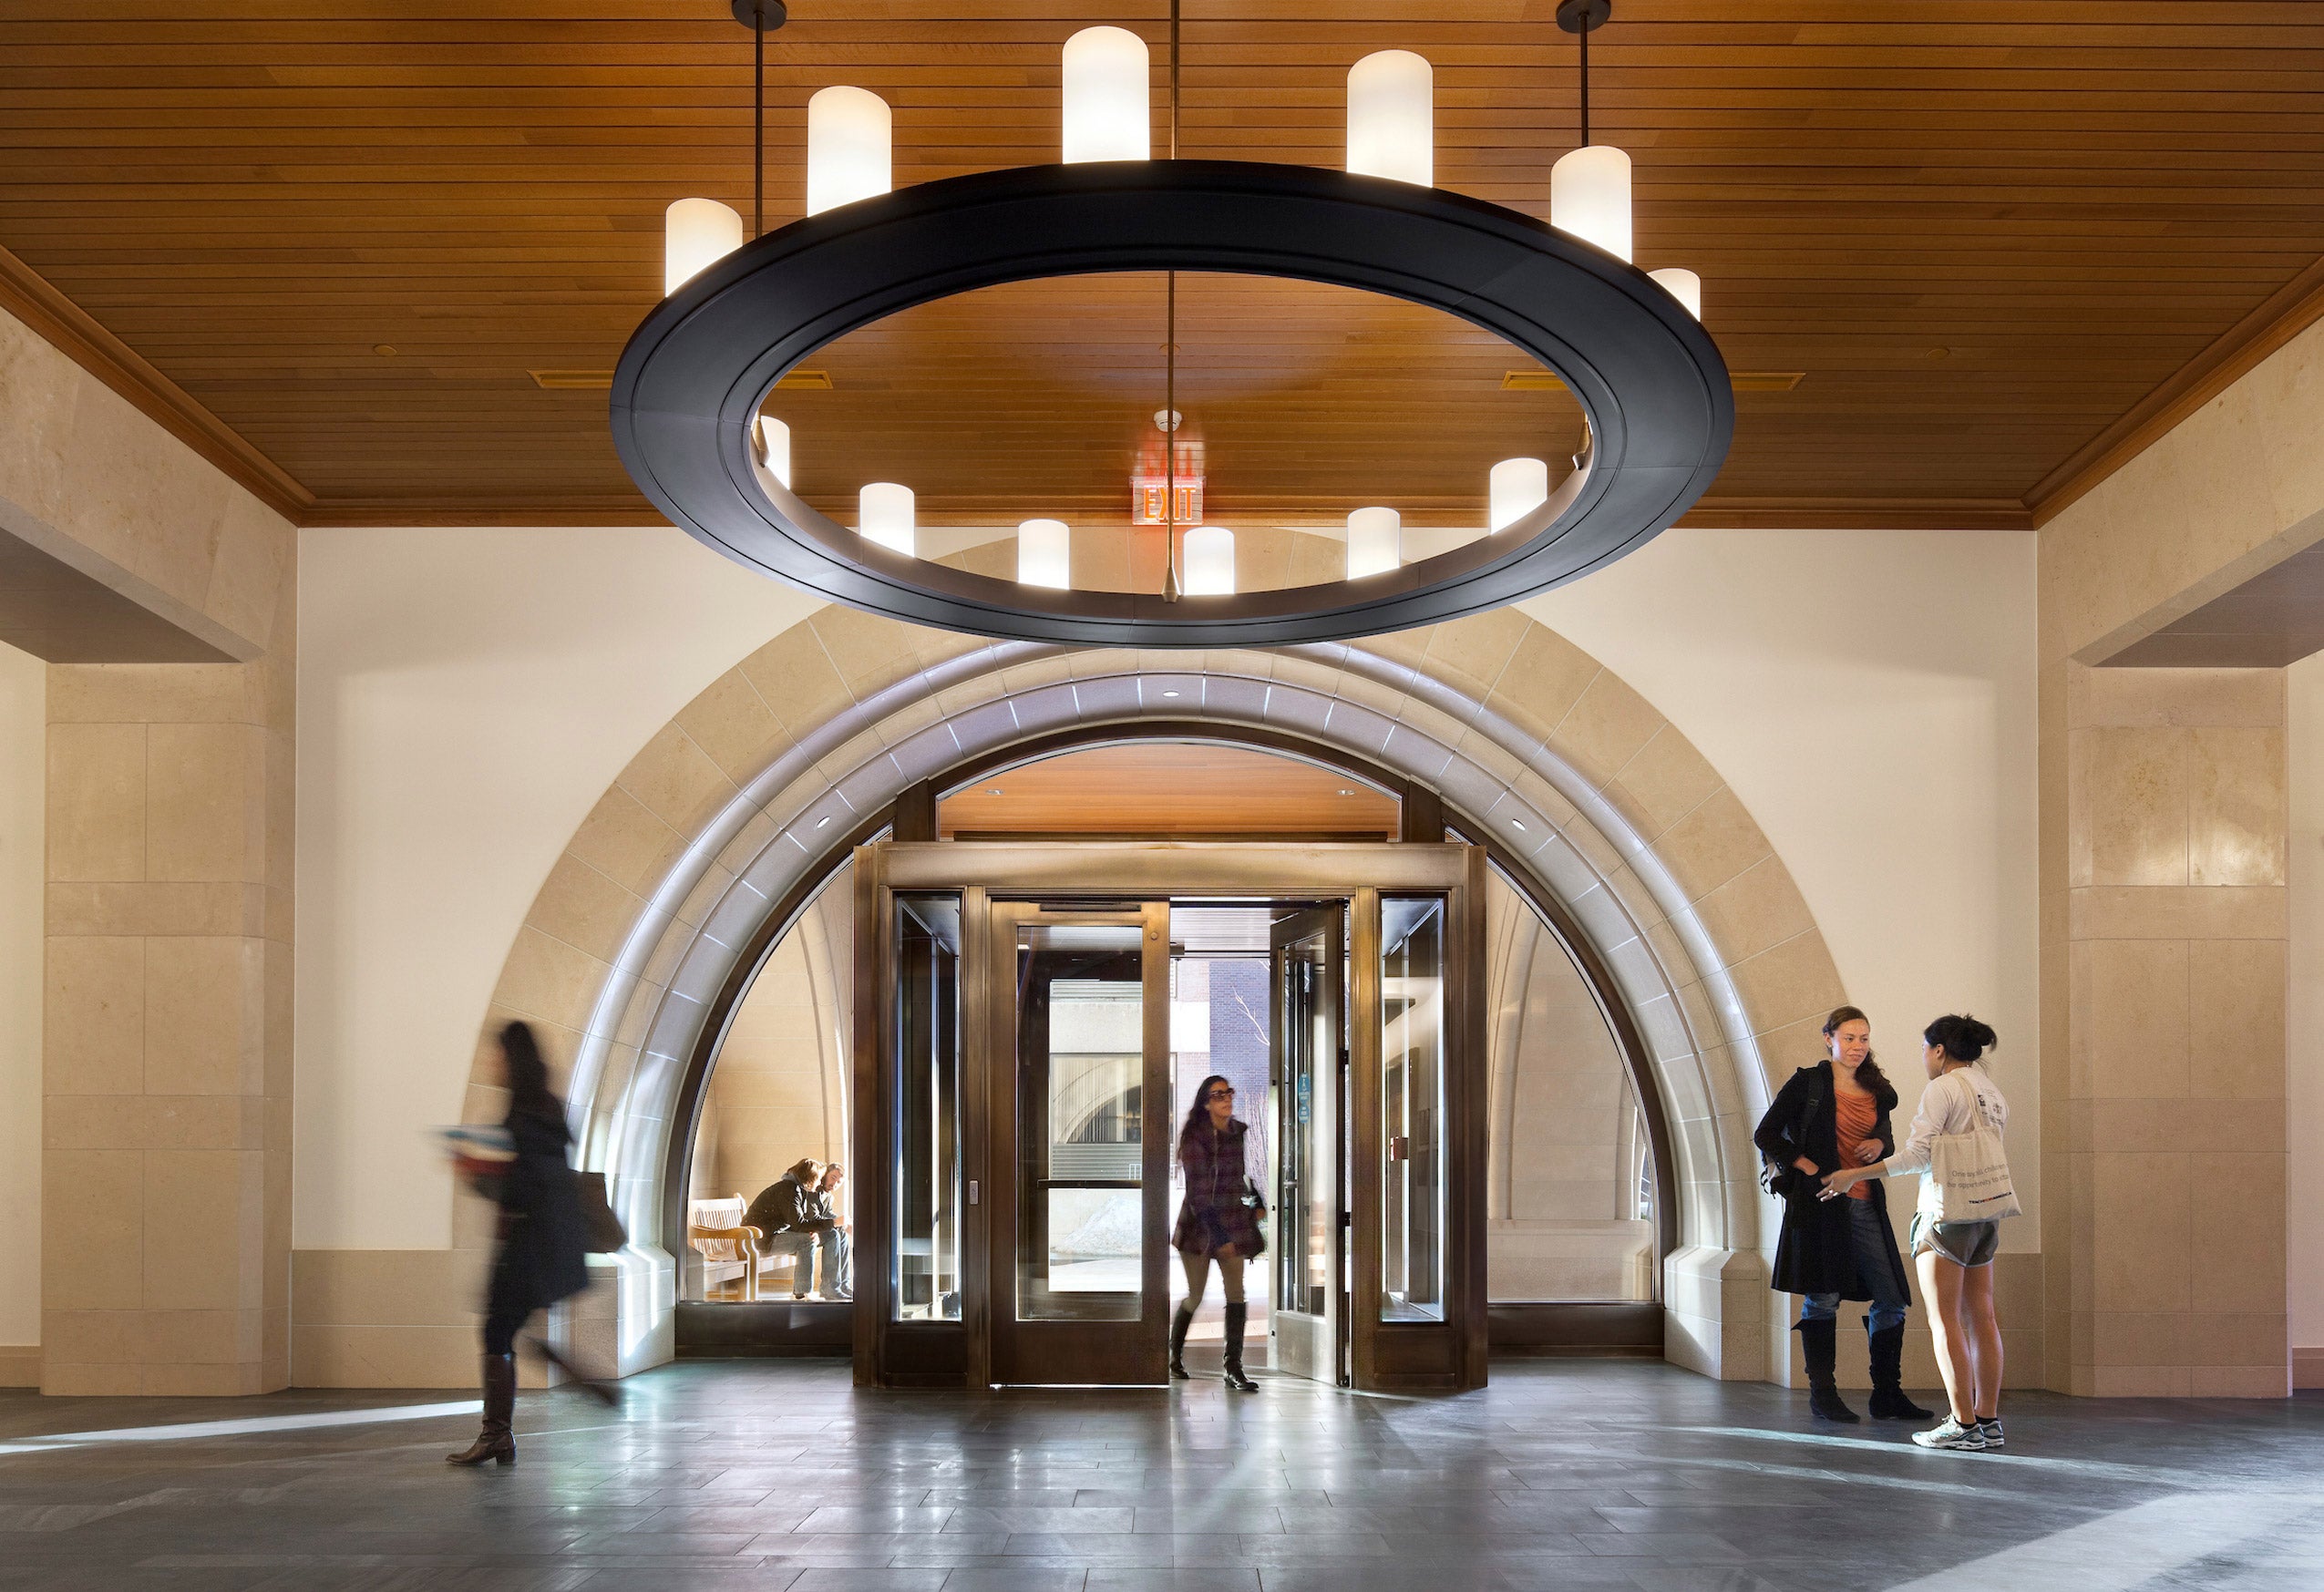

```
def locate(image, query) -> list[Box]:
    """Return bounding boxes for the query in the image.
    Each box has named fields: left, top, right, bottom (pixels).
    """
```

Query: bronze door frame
left=1267, top=904, right=1347, bottom=1388
left=984, top=900, right=1172, bottom=1386
left=855, top=840, right=1483, bottom=1392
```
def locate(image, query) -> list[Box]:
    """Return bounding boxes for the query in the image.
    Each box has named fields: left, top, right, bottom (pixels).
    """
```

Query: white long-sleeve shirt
left=1886, top=1063, right=2010, bottom=1183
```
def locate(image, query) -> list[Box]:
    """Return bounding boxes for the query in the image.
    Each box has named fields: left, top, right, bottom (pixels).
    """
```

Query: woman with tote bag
left=1823, top=1013, right=2015, bottom=1452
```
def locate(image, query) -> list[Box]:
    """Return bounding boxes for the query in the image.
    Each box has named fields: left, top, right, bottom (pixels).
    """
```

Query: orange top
left=1834, top=1088, right=1878, bottom=1201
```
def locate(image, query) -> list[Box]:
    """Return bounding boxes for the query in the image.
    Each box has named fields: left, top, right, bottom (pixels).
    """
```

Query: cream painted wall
left=2284, top=652, right=2324, bottom=1358
left=1527, top=526, right=2041, bottom=1239
left=294, top=521, right=2039, bottom=1266
left=0, top=640, right=41, bottom=1349
left=294, top=526, right=820, bottom=1250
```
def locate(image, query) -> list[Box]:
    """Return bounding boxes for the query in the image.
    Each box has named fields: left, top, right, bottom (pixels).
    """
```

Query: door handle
left=969, top=1180, right=979, bottom=1206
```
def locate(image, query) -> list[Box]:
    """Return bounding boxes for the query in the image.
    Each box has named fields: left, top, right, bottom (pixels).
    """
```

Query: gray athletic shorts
left=1909, top=1212, right=2000, bottom=1268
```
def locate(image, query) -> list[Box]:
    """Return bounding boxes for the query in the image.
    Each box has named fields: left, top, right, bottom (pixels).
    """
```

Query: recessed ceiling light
left=987, top=787, right=1004, bottom=796
left=1161, top=689, right=1180, bottom=698
left=1338, top=789, right=1356, bottom=796
left=816, top=815, right=831, bottom=827
left=1510, top=817, right=1527, bottom=831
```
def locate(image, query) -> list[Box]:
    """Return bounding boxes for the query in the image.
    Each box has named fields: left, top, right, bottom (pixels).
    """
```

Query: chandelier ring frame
left=611, top=159, right=1732, bottom=647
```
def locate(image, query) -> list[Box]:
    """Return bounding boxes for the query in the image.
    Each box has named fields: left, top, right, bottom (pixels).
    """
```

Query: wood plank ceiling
left=3, top=3, right=2323, bottom=531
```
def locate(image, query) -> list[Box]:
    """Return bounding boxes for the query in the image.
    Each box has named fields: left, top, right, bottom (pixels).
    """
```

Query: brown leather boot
left=446, top=1352, right=516, bottom=1466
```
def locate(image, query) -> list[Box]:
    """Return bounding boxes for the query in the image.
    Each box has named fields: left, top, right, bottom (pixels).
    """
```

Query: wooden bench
left=686, top=1195, right=798, bottom=1302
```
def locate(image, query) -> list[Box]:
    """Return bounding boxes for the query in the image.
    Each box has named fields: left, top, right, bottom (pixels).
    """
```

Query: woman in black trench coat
left=1753, top=1005, right=1931, bottom=1424
left=447, top=1021, right=594, bottom=1466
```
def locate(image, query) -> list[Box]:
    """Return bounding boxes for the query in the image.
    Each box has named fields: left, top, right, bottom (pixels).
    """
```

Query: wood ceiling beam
left=0, top=241, right=313, bottom=525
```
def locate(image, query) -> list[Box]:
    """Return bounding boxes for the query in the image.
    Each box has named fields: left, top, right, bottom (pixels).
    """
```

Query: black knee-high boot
left=1798, top=1319, right=1858, bottom=1423
left=1866, top=1322, right=1934, bottom=1420
left=1221, top=1302, right=1258, bottom=1392
left=447, top=1352, right=517, bottom=1465
left=1168, top=1304, right=1194, bottom=1381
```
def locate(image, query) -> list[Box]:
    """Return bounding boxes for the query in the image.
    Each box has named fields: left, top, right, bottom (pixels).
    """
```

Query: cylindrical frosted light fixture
left=1018, top=518, right=1071, bottom=589
left=1346, top=50, right=1432, bottom=187
left=754, top=415, right=791, bottom=488
left=1649, top=267, right=1702, bottom=321
left=1062, top=27, right=1150, bottom=162
left=859, top=481, right=914, bottom=556
left=1550, top=145, right=1632, bottom=262
left=1182, top=525, right=1235, bottom=595
left=1346, top=506, right=1402, bottom=579
left=1489, top=457, right=1550, bottom=532
left=663, top=198, right=742, bottom=295
left=807, top=87, right=892, bottom=217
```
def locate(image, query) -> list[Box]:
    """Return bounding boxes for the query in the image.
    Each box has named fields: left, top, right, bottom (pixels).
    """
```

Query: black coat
left=743, top=1175, right=830, bottom=1240
left=1752, top=1062, right=1910, bottom=1299
left=486, top=1108, right=592, bottom=1322
left=1172, top=1117, right=1266, bottom=1258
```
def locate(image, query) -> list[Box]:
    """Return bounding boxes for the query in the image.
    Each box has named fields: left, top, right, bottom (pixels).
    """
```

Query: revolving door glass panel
left=892, top=893, right=961, bottom=1321
left=1016, top=924, right=1149, bottom=1321
left=1381, top=896, right=1445, bottom=1322
left=1270, top=906, right=1345, bottom=1384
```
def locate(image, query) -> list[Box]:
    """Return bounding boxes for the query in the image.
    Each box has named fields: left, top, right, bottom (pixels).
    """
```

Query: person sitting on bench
left=743, top=1158, right=843, bottom=1300
left=811, top=1161, right=853, bottom=1301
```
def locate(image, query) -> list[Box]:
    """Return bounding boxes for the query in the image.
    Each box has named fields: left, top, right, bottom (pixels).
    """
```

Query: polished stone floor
left=2, top=1358, right=2320, bottom=1591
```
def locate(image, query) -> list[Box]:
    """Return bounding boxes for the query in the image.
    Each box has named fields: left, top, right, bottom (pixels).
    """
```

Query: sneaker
left=1912, top=1416, right=1987, bottom=1451
left=1978, top=1418, right=2004, bottom=1447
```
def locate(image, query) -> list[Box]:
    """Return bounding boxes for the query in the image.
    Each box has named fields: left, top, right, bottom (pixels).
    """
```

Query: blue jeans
left=1800, top=1197, right=1908, bottom=1333
left=760, top=1226, right=849, bottom=1298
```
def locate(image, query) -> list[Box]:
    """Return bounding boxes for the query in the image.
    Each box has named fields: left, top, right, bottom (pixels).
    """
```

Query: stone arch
left=465, top=604, right=1849, bottom=1381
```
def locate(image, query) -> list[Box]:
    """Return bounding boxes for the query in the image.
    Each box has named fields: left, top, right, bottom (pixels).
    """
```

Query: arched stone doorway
left=673, top=729, right=1681, bottom=1366
left=465, top=609, right=1853, bottom=1383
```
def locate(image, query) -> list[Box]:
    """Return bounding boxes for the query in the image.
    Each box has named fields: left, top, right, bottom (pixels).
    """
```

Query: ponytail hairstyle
left=1924, top=1013, right=1998, bottom=1064
left=1821, top=1004, right=1896, bottom=1108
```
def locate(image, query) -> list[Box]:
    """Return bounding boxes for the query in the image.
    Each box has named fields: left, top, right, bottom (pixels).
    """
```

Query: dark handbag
left=1758, top=1066, right=1829, bottom=1201
left=576, top=1171, right=628, bottom=1253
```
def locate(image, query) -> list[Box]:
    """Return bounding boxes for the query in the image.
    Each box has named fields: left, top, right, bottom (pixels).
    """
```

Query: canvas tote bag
left=1928, top=1108, right=2020, bottom=1224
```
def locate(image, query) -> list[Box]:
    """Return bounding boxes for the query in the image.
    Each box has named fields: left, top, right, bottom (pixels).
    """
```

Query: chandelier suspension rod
left=1578, top=17, right=1589, bottom=146
left=754, top=12, right=765, bottom=235
left=1163, top=0, right=1182, bottom=601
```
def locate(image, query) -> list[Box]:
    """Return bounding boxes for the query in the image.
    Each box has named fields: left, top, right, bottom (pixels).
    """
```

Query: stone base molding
left=1764, top=1252, right=2049, bottom=1392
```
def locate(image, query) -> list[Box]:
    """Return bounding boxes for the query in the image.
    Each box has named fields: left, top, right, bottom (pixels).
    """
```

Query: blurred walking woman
left=1824, top=1014, right=2011, bottom=1452
left=447, top=1021, right=593, bottom=1467
left=1169, top=1074, right=1266, bottom=1392
left=1753, top=1006, right=1932, bottom=1424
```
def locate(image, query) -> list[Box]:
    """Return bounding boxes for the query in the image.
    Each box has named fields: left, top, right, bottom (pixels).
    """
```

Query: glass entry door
left=985, top=901, right=1171, bottom=1385
left=1269, top=906, right=1346, bottom=1386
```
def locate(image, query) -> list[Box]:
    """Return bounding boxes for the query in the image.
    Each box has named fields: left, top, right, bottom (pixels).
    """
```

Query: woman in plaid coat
left=1169, top=1073, right=1266, bottom=1392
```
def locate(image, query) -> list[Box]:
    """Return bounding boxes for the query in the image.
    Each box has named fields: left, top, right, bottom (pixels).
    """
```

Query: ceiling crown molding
left=2025, top=251, right=2324, bottom=528
left=0, top=243, right=314, bottom=525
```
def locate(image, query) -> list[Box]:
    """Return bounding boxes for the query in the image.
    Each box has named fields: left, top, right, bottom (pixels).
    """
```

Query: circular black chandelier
left=611, top=2, right=1733, bottom=649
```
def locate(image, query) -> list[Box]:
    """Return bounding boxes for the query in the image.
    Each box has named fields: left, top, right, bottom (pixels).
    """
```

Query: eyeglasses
left=1207, top=1088, right=1235, bottom=1101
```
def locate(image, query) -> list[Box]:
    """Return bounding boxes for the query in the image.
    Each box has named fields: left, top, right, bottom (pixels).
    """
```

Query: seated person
left=743, top=1158, right=844, bottom=1300
left=812, top=1162, right=853, bottom=1301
